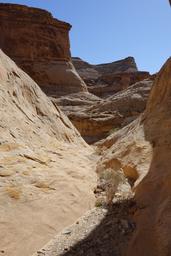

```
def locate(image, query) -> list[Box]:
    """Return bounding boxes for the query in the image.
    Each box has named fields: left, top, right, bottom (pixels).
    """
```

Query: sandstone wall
left=126, top=57, right=171, bottom=256
left=96, top=58, right=171, bottom=256
left=0, top=4, right=87, bottom=96
left=0, top=49, right=96, bottom=256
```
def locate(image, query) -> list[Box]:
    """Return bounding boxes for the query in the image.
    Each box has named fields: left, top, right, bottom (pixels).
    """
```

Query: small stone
left=62, top=229, right=72, bottom=235
left=102, top=209, right=107, bottom=214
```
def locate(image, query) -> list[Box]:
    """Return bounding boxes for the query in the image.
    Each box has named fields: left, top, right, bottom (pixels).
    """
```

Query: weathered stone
left=0, top=49, right=96, bottom=256
left=96, top=58, right=171, bottom=256
left=126, top=57, right=171, bottom=256
left=72, top=57, right=150, bottom=97
left=0, top=3, right=87, bottom=96
left=58, top=78, right=154, bottom=143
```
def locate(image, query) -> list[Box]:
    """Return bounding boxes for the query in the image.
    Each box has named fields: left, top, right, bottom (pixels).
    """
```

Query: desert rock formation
left=32, top=53, right=171, bottom=256
left=1, top=3, right=170, bottom=256
left=126, top=57, right=171, bottom=256
left=0, top=3, right=87, bottom=96
left=0, top=49, right=96, bottom=256
left=96, top=58, right=171, bottom=256
left=56, top=78, right=154, bottom=143
left=0, top=3, right=153, bottom=144
left=54, top=57, right=152, bottom=143
left=72, top=57, right=150, bottom=97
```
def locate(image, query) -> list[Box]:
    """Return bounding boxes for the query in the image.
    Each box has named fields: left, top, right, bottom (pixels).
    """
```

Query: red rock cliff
left=0, top=3, right=71, bottom=61
left=0, top=4, right=87, bottom=96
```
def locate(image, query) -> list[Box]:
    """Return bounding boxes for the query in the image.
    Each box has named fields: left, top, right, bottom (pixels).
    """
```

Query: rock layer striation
left=0, top=3, right=87, bottom=96
left=57, top=78, right=154, bottom=143
left=72, top=57, right=150, bottom=98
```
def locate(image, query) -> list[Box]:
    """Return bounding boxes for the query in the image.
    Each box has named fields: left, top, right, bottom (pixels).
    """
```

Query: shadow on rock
left=60, top=199, right=136, bottom=256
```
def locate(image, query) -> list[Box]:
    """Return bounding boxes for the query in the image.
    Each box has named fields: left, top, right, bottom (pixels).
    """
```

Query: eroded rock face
left=0, top=3, right=71, bottom=61
left=97, top=58, right=171, bottom=256
left=57, top=78, right=153, bottom=143
left=0, top=3, right=87, bottom=96
left=72, top=57, right=150, bottom=97
left=54, top=57, right=152, bottom=143
left=0, top=50, right=96, bottom=256
left=126, top=57, right=171, bottom=256
left=73, top=56, right=138, bottom=79
left=96, top=118, right=152, bottom=189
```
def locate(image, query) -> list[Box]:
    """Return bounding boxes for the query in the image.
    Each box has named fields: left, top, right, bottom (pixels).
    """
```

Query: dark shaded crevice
left=59, top=199, right=137, bottom=256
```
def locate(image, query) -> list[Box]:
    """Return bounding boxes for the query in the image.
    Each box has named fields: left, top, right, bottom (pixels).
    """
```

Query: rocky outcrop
left=89, top=78, right=154, bottom=126
left=0, top=50, right=96, bottom=256
left=72, top=57, right=150, bottom=97
left=0, top=4, right=71, bottom=61
left=57, top=78, right=153, bottom=143
left=51, top=57, right=152, bottom=143
left=73, top=56, right=138, bottom=79
left=96, top=58, right=171, bottom=256
left=0, top=3, right=87, bottom=96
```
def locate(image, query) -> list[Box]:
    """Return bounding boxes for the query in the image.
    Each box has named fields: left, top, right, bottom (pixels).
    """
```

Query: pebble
left=62, top=229, right=72, bottom=235
left=102, top=209, right=107, bottom=213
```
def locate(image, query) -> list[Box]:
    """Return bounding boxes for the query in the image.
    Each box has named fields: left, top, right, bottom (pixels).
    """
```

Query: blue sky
left=1, top=0, right=170, bottom=73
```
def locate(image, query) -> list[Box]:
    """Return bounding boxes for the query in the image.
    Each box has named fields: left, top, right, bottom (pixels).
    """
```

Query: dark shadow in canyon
left=60, top=115, right=159, bottom=256
left=60, top=199, right=137, bottom=256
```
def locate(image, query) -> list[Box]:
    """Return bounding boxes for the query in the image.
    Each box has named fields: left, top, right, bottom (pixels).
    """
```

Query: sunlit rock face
left=0, top=3, right=87, bottom=96
left=0, top=49, right=96, bottom=256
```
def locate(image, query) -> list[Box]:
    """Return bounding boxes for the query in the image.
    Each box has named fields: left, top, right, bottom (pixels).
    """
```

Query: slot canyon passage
left=0, top=3, right=170, bottom=256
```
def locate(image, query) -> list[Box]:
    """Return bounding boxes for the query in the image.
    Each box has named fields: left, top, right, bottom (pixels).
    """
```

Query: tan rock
left=58, top=78, right=153, bottom=143
left=0, top=49, right=96, bottom=256
left=126, top=57, right=171, bottom=256
left=96, top=118, right=152, bottom=188
left=97, top=58, right=171, bottom=256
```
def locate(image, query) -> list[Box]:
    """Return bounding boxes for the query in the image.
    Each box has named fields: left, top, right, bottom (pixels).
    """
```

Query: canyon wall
left=0, top=49, right=96, bottom=256
left=126, top=57, right=171, bottom=256
left=0, top=3, right=87, bottom=96
left=56, top=77, right=154, bottom=143
left=97, top=58, right=171, bottom=256
left=0, top=3, right=152, bottom=143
